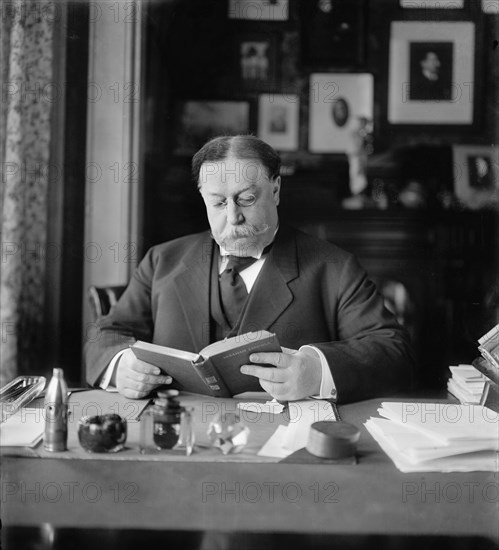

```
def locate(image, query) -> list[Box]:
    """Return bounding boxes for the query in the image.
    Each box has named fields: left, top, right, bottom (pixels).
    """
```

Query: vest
left=209, top=246, right=251, bottom=343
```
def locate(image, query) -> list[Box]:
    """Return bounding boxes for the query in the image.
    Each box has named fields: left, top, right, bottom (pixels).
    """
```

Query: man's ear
left=272, top=176, right=281, bottom=206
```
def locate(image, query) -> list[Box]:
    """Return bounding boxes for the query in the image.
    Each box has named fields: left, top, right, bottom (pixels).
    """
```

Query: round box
left=306, top=421, right=360, bottom=459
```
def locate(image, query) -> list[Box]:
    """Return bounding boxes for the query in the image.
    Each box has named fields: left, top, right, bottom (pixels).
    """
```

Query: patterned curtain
left=0, top=0, right=55, bottom=386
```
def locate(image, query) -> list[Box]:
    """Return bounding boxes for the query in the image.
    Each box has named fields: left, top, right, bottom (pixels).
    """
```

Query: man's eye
left=237, top=195, right=256, bottom=207
left=212, top=201, right=227, bottom=208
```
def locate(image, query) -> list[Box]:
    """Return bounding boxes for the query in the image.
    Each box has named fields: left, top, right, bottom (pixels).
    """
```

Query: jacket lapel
left=239, top=226, right=299, bottom=332
left=173, top=234, right=213, bottom=351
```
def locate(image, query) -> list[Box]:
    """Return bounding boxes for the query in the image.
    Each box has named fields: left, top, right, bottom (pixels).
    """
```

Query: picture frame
left=300, top=0, right=366, bottom=67
left=482, top=0, right=499, bottom=13
left=308, top=73, right=373, bottom=153
left=228, top=0, right=289, bottom=21
left=173, top=101, right=250, bottom=156
left=453, top=145, right=499, bottom=209
left=236, top=34, right=278, bottom=92
left=388, top=21, right=475, bottom=124
left=400, top=0, right=464, bottom=8
left=257, top=94, right=300, bottom=151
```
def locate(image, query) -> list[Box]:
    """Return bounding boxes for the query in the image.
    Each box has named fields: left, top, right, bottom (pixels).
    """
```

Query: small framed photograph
left=308, top=73, right=373, bottom=153
left=173, top=101, right=250, bottom=155
left=237, top=34, right=278, bottom=91
left=257, top=94, right=299, bottom=151
left=300, top=0, right=366, bottom=67
left=388, top=21, right=475, bottom=124
left=228, top=0, right=289, bottom=21
left=453, top=145, right=499, bottom=209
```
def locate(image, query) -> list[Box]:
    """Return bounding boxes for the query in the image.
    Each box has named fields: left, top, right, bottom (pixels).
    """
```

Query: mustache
left=218, top=222, right=270, bottom=241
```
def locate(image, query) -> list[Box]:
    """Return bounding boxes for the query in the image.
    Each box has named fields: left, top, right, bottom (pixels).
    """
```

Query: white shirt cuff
left=99, top=349, right=127, bottom=391
left=300, top=345, right=337, bottom=401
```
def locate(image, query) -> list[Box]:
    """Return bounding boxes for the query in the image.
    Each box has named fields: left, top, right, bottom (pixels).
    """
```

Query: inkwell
left=139, top=389, right=194, bottom=455
left=152, top=389, right=183, bottom=449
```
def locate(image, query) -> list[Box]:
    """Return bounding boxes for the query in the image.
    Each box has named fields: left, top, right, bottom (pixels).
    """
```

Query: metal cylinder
left=44, top=368, right=68, bottom=452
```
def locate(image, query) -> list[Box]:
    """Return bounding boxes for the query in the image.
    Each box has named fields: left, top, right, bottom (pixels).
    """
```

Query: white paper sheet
left=0, top=408, right=44, bottom=447
left=257, top=425, right=292, bottom=458
left=365, top=418, right=498, bottom=473
left=237, top=399, right=285, bottom=415
left=378, top=402, right=499, bottom=443
left=257, top=399, right=337, bottom=458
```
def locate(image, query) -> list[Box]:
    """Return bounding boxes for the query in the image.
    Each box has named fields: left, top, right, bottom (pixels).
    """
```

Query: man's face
left=421, top=52, right=440, bottom=77
left=198, top=156, right=280, bottom=257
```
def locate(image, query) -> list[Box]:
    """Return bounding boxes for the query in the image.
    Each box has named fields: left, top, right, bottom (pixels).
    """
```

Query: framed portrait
left=308, top=73, right=373, bottom=153
left=300, top=0, right=366, bottom=67
left=228, top=0, right=289, bottom=21
left=257, top=94, right=299, bottom=151
left=453, top=145, right=499, bottom=209
left=388, top=21, right=475, bottom=124
left=237, top=34, right=278, bottom=91
left=174, top=101, right=250, bottom=155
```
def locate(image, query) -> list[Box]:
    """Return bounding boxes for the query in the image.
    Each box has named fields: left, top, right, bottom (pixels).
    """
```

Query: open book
left=130, top=331, right=281, bottom=397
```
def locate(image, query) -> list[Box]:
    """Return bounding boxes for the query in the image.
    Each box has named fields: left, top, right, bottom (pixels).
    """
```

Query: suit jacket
left=85, top=226, right=415, bottom=403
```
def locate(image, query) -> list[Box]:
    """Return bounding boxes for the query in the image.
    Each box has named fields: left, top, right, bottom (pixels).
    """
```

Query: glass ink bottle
left=139, top=390, right=194, bottom=455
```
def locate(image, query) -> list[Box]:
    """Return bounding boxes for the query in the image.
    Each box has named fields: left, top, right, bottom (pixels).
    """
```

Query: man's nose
left=226, top=200, right=244, bottom=225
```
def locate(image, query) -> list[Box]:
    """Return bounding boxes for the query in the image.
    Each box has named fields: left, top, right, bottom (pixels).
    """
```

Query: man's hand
left=115, top=348, right=172, bottom=399
left=240, top=347, right=322, bottom=401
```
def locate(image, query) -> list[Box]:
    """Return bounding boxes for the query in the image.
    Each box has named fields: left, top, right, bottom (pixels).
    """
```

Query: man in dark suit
left=86, top=135, right=414, bottom=403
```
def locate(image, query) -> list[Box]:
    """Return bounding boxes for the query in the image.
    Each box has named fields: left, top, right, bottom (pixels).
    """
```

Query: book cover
left=130, top=331, right=281, bottom=397
left=472, top=356, right=499, bottom=386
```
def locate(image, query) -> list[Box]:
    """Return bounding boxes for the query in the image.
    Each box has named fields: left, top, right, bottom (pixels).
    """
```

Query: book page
left=201, top=330, right=277, bottom=356
left=133, top=341, right=200, bottom=362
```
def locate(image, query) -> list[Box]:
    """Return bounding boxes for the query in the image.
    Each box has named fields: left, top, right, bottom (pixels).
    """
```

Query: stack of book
left=447, top=364, right=487, bottom=404
left=365, top=402, right=499, bottom=472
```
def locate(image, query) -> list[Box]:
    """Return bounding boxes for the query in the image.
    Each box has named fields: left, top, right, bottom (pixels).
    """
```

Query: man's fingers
left=126, top=374, right=172, bottom=390
left=249, top=352, right=287, bottom=368
left=240, top=364, right=286, bottom=383
left=129, top=358, right=163, bottom=375
left=156, top=375, right=173, bottom=385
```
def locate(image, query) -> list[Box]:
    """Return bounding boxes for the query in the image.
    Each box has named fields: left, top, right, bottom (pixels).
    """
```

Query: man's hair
left=192, top=135, right=281, bottom=188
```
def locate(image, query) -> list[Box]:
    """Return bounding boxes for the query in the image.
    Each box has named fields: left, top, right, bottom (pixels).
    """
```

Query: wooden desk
left=2, top=394, right=498, bottom=548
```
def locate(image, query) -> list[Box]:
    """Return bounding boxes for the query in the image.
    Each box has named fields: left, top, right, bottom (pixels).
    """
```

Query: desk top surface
left=2, top=391, right=498, bottom=542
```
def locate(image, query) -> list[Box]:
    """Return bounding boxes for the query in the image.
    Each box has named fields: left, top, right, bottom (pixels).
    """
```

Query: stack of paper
left=365, top=402, right=499, bottom=472
left=447, top=364, right=487, bottom=404
left=0, top=408, right=44, bottom=447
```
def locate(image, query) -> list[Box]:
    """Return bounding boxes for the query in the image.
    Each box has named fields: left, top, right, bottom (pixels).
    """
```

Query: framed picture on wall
left=308, top=73, right=373, bottom=153
left=173, top=101, right=250, bottom=155
left=388, top=21, right=475, bottom=124
left=400, top=0, right=464, bottom=8
left=300, top=0, right=366, bottom=67
left=257, top=94, right=299, bottom=151
left=237, top=34, right=278, bottom=91
left=228, top=0, right=289, bottom=21
left=453, top=145, right=499, bottom=209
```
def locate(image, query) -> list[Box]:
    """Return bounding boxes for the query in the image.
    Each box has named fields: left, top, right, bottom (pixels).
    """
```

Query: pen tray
left=0, top=376, right=46, bottom=422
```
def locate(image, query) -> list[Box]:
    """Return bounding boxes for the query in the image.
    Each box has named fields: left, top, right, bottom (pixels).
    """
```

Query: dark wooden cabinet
left=296, top=210, right=498, bottom=390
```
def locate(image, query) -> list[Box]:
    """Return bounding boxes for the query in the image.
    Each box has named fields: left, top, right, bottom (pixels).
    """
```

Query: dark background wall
left=139, top=0, right=498, bottom=391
